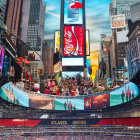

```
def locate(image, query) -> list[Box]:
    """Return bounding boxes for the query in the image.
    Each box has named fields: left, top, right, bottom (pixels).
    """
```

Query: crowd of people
left=43, top=77, right=96, bottom=96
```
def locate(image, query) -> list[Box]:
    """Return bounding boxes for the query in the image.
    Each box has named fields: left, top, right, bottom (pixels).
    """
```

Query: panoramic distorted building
left=0, top=0, right=6, bottom=22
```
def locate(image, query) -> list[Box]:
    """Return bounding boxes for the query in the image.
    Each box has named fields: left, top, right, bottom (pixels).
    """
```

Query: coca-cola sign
left=63, top=26, right=84, bottom=56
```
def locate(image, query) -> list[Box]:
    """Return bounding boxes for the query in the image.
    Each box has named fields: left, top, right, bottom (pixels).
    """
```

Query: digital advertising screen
left=86, top=30, right=90, bottom=56
left=0, top=46, right=5, bottom=77
left=54, top=98, right=84, bottom=110
left=62, top=57, right=84, bottom=66
left=64, top=0, right=83, bottom=24
left=0, top=83, right=29, bottom=107
left=63, top=26, right=84, bottom=56
left=84, top=93, right=110, bottom=110
left=110, top=82, right=139, bottom=106
left=29, top=94, right=54, bottom=110
left=54, top=31, right=60, bottom=53
left=62, top=71, right=83, bottom=78
left=86, top=59, right=90, bottom=77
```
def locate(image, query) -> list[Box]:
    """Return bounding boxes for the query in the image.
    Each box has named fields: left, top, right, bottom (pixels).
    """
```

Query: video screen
left=64, top=0, right=83, bottom=24
left=54, top=98, right=84, bottom=110
left=62, top=58, right=84, bottom=66
left=62, top=71, right=83, bottom=78
left=63, top=26, right=84, bottom=56
left=0, top=83, right=29, bottom=107
left=84, top=93, right=110, bottom=110
left=110, top=82, right=139, bottom=106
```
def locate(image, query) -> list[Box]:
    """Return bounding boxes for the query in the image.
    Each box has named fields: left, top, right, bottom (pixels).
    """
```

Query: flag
left=102, top=44, right=108, bottom=52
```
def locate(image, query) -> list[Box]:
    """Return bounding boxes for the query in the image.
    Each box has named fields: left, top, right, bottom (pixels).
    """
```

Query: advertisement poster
left=28, top=51, right=41, bottom=61
left=54, top=98, right=84, bottom=110
left=111, top=14, right=126, bottom=29
left=29, top=94, right=54, bottom=110
left=0, top=83, right=29, bottom=107
left=63, top=26, right=84, bottom=56
left=64, top=0, right=83, bottom=24
left=54, top=31, right=60, bottom=53
left=86, top=30, right=90, bottom=56
left=84, top=93, right=110, bottom=110
left=0, top=46, right=5, bottom=77
left=110, top=82, right=139, bottom=106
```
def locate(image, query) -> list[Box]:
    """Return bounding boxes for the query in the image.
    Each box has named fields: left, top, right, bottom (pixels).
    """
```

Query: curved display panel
left=0, top=82, right=139, bottom=110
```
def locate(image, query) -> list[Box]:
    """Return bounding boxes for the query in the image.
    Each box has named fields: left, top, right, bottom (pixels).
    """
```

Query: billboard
left=54, top=62, right=62, bottom=73
left=63, top=26, right=84, bottom=56
left=54, top=98, right=84, bottom=110
left=84, top=93, right=110, bottom=110
left=28, top=51, right=41, bottom=61
left=111, top=14, right=126, bottom=29
left=0, top=46, right=5, bottom=77
left=62, top=71, right=83, bottom=78
left=62, top=57, right=84, bottom=66
left=110, top=82, right=139, bottom=106
left=86, top=30, right=90, bottom=56
left=54, top=31, right=60, bottom=53
left=64, top=0, right=83, bottom=24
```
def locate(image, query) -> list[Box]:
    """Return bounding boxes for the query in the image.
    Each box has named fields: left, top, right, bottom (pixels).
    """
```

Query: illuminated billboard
left=62, top=71, right=83, bottom=78
left=28, top=51, right=40, bottom=61
left=64, top=0, right=83, bottom=24
left=84, top=93, right=110, bottom=110
left=54, top=31, right=60, bottom=53
left=54, top=98, right=84, bottom=110
left=110, top=82, right=139, bottom=106
left=62, top=57, right=84, bottom=66
left=0, top=46, right=5, bottom=77
left=63, top=26, right=84, bottom=56
left=86, top=30, right=90, bottom=56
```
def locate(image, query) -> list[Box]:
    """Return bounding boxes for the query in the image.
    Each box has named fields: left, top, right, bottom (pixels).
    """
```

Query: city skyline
left=43, top=0, right=112, bottom=51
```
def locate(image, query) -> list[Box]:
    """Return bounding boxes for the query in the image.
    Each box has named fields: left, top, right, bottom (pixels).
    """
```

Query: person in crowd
left=44, top=87, right=50, bottom=95
left=79, top=84, right=84, bottom=95
left=71, top=85, right=79, bottom=96
left=56, top=85, right=60, bottom=96
left=65, top=85, right=70, bottom=96
left=88, top=85, right=93, bottom=95
left=126, top=91, right=128, bottom=102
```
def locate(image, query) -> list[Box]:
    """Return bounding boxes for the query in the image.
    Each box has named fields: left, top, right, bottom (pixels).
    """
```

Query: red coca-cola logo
left=63, top=26, right=84, bottom=56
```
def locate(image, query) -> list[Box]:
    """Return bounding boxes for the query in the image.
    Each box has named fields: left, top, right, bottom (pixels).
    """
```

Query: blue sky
left=43, top=0, right=112, bottom=51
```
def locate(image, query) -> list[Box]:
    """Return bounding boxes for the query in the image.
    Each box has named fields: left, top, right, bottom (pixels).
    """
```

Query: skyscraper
left=19, top=0, right=46, bottom=53
left=112, top=0, right=140, bottom=20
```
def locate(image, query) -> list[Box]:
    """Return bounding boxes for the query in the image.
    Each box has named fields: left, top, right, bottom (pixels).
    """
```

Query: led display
left=64, top=0, right=83, bottom=24
left=84, top=93, right=110, bottom=110
left=54, top=98, right=84, bottom=110
left=62, top=71, right=83, bottom=78
left=110, top=82, right=139, bottom=106
left=62, top=57, right=84, bottom=66
left=63, top=26, right=84, bottom=56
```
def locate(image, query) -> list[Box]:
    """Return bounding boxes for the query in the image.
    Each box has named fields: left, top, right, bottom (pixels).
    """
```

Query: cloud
left=46, top=11, right=60, bottom=18
left=46, top=6, right=56, bottom=11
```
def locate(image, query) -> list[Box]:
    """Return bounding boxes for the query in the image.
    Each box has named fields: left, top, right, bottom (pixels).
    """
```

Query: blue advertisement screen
left=110, top=82, right=139, bottom=106
left=0, top=83, right=29, bottom=107
left=64, top=0, right=83, bottom=24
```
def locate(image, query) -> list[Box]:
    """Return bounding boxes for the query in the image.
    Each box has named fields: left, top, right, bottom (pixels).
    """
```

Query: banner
left=111, top=14, right=126, bottom=29
left=63, top=26, right=84, bottom=56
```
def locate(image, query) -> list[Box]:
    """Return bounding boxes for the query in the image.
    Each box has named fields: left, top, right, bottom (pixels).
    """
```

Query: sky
left=43, top=0, right=112, bottom=51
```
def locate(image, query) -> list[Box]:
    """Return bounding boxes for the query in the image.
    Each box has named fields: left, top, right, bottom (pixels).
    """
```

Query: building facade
left=130, top=2, right=140, bottom=22
left=126, top=20, right=140, bottom=80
